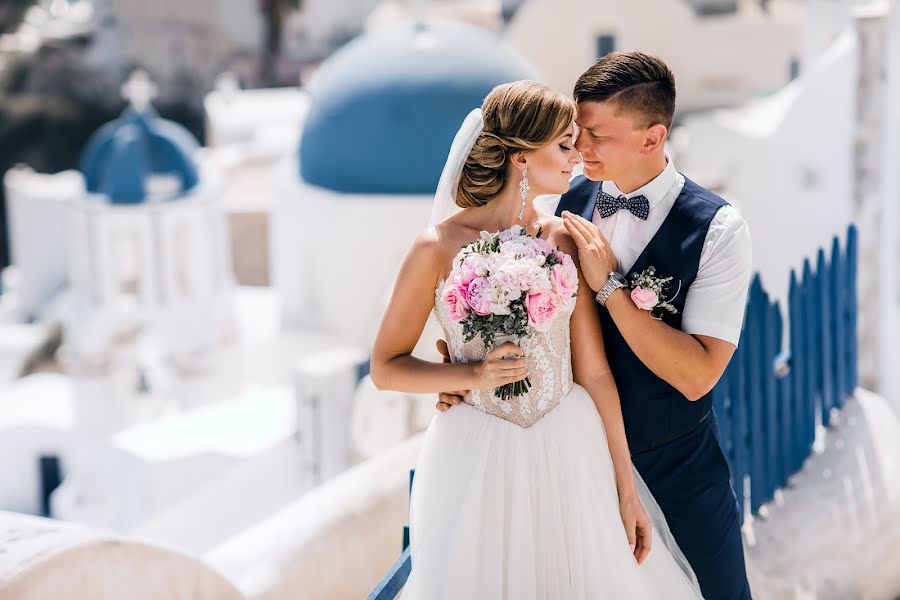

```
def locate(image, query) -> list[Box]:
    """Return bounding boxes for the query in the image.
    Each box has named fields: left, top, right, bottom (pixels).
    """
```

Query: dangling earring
left=518, top=167, right=529, bottom=220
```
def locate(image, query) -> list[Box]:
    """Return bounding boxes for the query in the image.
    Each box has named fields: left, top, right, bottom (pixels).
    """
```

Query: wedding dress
left=398, top=274, right=704, bottom=599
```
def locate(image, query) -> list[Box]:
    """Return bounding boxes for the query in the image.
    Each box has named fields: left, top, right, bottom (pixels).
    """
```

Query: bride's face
left=522, top=122, right=582, bottom=196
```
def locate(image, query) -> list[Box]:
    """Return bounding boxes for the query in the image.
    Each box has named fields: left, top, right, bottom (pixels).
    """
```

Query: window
left=687, top=0, right=738, bottom=16
left=596, top=34, right=615, bottom=59
left=789, top=57, right=800, bottom=81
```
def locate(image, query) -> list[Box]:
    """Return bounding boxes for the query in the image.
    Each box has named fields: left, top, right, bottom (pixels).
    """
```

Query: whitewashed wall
left=51, top=387, right=298, bottom=533
left=799, top=0, right=853, bottom=67
left=270, top=158, right=436, bottom=351
left=505, top=0, right=800, bottom=111
left=879, top=0, right=900, bottom=404
left=207, top=434, right=422, bottom=600
left=675, top=9, right=900, bottom=403
left=674, top=30, right=857, bottom=306
left=0, top=511, right=244, bottom=600
left=3, top=168, right=81, bottom=322
left=0, top=374, right=78, bottom=514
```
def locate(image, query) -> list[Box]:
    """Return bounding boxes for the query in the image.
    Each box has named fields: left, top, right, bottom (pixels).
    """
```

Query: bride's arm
left=557, top=233, right=652, bottom=564
left=561, top=235, right=635, bottom=498
left=370, top=229, right=527, bottom=394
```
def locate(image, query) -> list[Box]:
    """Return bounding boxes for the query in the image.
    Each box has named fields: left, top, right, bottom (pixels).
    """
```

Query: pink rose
left=631, top=286, right=659, bottom=311
left=465, top=276, right=494, bottom=316
left=440, top=283, right=469, bottom=321
left=526, top=290, right=559, bottom=331
left=550, top=262, right=578, bottom=300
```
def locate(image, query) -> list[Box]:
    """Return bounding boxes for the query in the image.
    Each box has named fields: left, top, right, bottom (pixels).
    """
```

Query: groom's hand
left=619, top=494, right=653, bottom=565
left=436, top=339, right=466, bottom=412
left=561, top=211, right=617, bottom=292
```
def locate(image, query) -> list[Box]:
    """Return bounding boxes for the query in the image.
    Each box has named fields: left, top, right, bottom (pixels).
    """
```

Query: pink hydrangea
left=490, top=270, right=526, bottom=302
left=500, top=237, right=543, bottom=260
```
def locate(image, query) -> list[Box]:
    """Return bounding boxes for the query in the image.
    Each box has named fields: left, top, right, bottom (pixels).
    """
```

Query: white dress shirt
left=549, top=153, right=753, bottom=346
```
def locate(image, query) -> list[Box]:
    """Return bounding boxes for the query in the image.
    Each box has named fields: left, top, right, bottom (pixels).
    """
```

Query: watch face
left=611, top=273, right=628, bottom=286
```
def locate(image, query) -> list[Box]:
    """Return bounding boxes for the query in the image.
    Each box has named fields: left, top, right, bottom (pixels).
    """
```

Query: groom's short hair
left=574, top=51, right=676, bottom=130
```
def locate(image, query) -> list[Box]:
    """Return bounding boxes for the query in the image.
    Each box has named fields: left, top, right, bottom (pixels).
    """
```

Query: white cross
left=121, top=70, right=159, bottom=112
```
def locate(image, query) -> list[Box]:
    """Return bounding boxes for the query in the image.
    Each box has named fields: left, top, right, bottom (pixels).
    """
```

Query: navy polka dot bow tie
left=595, top=187, right=650, bottom=220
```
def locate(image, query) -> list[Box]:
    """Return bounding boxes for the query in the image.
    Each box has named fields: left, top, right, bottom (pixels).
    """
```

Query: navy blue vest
left=556, top=175, right=729, bottom=454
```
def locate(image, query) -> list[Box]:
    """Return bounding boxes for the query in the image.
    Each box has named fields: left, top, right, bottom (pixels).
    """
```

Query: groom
left=438, top=52, right=753, bottom=600
left=556, top=51, right=752, bottom=600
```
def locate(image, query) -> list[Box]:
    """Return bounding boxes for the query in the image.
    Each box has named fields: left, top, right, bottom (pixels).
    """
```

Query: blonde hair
left=456, top=81, right=576, bottom=209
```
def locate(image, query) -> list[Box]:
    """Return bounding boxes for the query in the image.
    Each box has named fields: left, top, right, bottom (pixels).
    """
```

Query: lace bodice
left=434, top=279, right=576, bottom=428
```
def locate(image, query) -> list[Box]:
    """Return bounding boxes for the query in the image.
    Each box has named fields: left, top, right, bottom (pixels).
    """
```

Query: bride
left=370, top=80, right=703, bottom=599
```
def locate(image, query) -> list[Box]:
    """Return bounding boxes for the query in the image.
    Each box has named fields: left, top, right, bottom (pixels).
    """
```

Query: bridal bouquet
left=439, top=225, right=579, bottom=400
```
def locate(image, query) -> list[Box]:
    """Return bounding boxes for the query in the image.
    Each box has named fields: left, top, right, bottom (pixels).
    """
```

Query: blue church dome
left=299, top=20, right=539, bottom=195
left=80, top=107, right=200, bottom=204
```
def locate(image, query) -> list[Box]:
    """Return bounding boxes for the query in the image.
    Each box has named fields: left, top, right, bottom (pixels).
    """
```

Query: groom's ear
left=642, top=124, right=668, bottom=154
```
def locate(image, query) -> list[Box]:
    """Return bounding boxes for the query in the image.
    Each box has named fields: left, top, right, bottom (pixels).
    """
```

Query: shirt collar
left=601, top=151, right=678, bottom=211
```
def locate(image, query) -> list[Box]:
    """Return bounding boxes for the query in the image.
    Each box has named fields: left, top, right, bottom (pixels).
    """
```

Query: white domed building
left=4, top=75, right=235, bottom=375
left=0, top=76, right=243, bottom=526
left=271, top=19, right=539, bottom=351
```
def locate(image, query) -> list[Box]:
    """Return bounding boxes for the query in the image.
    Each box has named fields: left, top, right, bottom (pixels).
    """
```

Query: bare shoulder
left=397, top=226, right=445, bottom=283
left=410, top=226, right=443, bottom=261
left=415, top=222, right=471, bottom=279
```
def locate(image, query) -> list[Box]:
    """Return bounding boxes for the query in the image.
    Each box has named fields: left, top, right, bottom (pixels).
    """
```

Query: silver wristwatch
left=595, top=272, right=629, bottom=306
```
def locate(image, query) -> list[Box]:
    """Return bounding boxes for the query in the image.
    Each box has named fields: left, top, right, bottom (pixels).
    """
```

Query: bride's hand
left=474, top=343, right=528, bottom=389
left=619, top=493, right=652, bottom=565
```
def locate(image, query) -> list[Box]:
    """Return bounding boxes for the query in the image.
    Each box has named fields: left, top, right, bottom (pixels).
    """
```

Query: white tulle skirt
left=401, top=383, right=703, bottom=600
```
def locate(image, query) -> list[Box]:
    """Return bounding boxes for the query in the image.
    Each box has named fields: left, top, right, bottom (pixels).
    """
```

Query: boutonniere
left=629, top=266, right=682, bottom=320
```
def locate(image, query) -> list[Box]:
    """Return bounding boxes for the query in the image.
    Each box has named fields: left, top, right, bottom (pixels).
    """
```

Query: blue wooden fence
left=370, top=224, right=859, bottom=599
left=366, top=470, right=415, bottom=600
left=712, top=224, right=858, bottom=518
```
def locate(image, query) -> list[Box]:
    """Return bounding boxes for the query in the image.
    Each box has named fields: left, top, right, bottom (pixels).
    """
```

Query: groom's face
left=574, top=100, right=649, bottom=182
